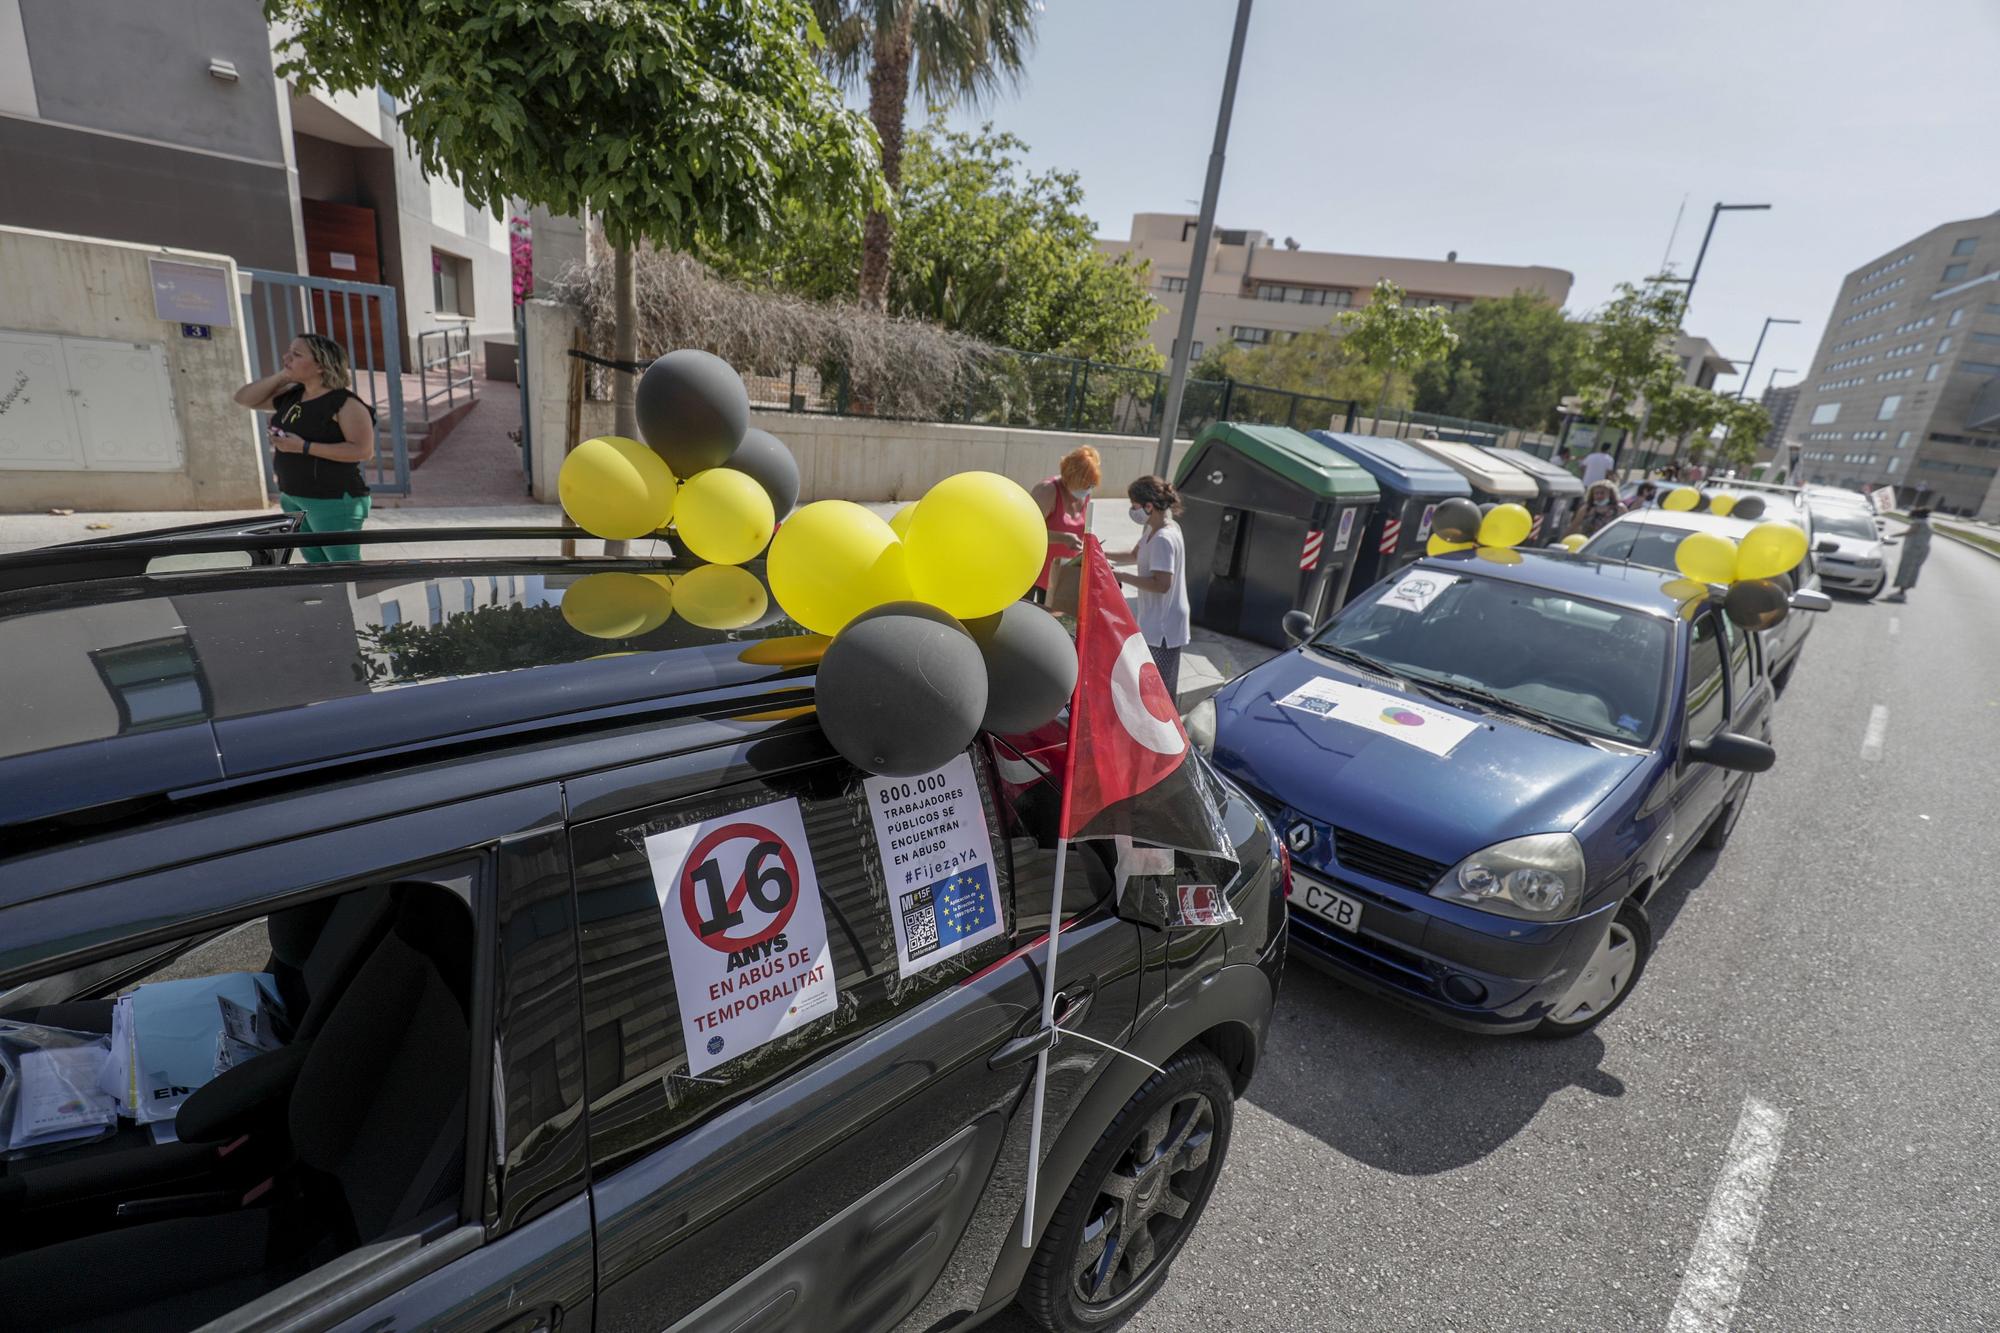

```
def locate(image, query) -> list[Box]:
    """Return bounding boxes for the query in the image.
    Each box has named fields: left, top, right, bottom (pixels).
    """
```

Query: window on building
left=1886, top=458, right=1900, bottom=474
left=1985, top=304, right=2000, bottom=316
left=1160, top=276, right=1187, bottom=293
left=1877, top=395, right=1902, bottom=421
left=1953, top=238, right=1979, bottom=256
left=432, top=249, right=472, bottom=316
left=1941, top=263, right=1969, bottom=282
left=1897, top=430, right=1912, bottom=449
left=1949, top=307, right=1966, bottom=327
left=1971, top=332, right=2000, bottom=346
left=1927, top=363, right=1942, bottom=381
left=1188, top=341, right=1203, bottom=361
left=1810, top=402, right=1841, bottom=425
left=1939, top=336, right=1953, bottom=354
left=1961, top=361, right=2000, bottom=376
left=1230, top=326, right=1271, bottom=346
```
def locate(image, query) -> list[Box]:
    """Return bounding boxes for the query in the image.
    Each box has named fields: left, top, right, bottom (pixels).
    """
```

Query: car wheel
left=1020, top=1049, right=1234, bottom=1332
left=1701, top=777, right=1752, bottom=851
left=1534, top=899, right=1651, bottom=1038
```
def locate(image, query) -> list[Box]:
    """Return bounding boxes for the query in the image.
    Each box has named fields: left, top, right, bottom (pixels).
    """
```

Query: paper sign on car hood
left=1275, top=676, right=1480, bottom=758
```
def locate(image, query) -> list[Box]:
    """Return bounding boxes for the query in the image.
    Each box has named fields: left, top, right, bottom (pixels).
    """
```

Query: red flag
left=1057, top=537, right=1234, bottom=859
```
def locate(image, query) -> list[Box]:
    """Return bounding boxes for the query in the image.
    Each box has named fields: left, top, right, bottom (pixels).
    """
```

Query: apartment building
left=1097, top=213, right=1573, bottom=363
left=0, top=0, right=512, bottom=360
left=1784, top=211, right=2000, bottom=515
left=1759, top=381, right=1802, bottom=456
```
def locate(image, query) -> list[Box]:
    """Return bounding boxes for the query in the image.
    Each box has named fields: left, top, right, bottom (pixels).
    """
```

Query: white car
left=1578, top=494, right=1827, bottom=691
left=1805, top=501, right=1890, bottom=599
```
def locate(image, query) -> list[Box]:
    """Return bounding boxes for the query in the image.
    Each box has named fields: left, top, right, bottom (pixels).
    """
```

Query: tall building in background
left=1759, top=380, right=1802, bottom=458
left=1785, top=211, right=2000, bottom=513
left=0, top=0, right=513, bottom=360
left=1097, top=213, right=1573, bottom=365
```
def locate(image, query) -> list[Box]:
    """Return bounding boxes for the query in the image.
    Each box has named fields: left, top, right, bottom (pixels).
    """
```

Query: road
left=995, top=529, right=2000, bottom=1332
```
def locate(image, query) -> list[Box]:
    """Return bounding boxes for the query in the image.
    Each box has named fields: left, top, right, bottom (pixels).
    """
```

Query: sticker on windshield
left=1276, top=676, right=1481, bottom=758
left=1378, top=571, right=1461, bottom=614
left=864, top=754, right=1004, bottom=977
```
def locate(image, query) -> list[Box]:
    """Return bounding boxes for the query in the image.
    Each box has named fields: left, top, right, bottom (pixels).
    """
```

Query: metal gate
left=239, top=269, right=411, bottom=496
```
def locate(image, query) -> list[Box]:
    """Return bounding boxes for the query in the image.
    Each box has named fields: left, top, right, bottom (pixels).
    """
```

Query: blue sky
left=937, top=0, right=2000, bottom=393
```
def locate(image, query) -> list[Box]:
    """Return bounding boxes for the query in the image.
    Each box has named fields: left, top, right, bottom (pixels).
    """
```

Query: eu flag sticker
left=895, top=863, right=1001, bottom=974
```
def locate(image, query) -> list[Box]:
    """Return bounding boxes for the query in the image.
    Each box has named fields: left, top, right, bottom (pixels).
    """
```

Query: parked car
left=0, top=528, right=1283, bottom=1333
left=1805, top=501, right=1892, bottom=598
left=1577, top=493, right=1828, bottom=691
left=1187, top=548, right=1807, bottom=1037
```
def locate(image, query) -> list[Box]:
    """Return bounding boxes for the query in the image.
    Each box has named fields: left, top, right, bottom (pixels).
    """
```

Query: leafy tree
left=713, top=120, right=1162, bottom=365
left=811, top=0, right=1040, bottom=311
left=269, top=0, right=883, bottom=438
left=1712, top=396, right=1774, bottom=468
left=1646, top=379, right=1730, bottom=462
left=1190, top=327, right=1387, bottom=406
left=1412, top=293, right=1582, bottom=429
left=1338, top=281, right=1460, bottom=422
left=1574, top=280, right=1685, bottom=461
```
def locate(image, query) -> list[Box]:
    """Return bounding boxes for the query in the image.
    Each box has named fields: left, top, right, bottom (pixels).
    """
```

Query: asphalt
left=990, top=528, right=2000, bottom=1332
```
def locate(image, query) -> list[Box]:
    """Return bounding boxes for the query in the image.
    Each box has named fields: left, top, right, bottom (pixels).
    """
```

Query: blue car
left=1186, top=549, right=1781, bottom=1036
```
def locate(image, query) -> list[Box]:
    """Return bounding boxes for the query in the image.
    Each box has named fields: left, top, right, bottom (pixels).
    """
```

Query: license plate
left=1295, top=879, right=1362, bottom=933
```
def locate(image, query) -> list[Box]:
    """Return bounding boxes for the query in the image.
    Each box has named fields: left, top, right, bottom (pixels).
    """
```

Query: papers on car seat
left=8, top=1044, right=118, bottom=1151
left=125, top=973, right=280, bottom=1123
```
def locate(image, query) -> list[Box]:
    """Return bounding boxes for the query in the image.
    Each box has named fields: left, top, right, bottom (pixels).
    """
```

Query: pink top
left=1036, top=476, right=1089, bottom=591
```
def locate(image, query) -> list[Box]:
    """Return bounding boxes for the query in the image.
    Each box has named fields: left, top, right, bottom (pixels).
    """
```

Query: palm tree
left=812, top=0, right=1039, bottom=311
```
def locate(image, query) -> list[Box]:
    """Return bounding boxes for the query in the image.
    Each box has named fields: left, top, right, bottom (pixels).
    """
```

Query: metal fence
left=418, top=325, right=476, bottom=421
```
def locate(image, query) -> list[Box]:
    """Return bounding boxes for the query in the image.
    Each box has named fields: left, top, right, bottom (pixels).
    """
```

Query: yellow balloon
left=903, top=472, right=1047, bottom=620
left=1475, top=546, right=1523, bottom=565
left=1559, top=533, right=1588, bottom=552
left=767, top=500, right=912, bottom=635
left=888, top=502, right=918, bottom=538
left=1428, top=535, right=1475, bottom=556
left=1659, top=577, right=1709, bottom=603
left=1477, top=502, right=1533, bottom=548
left=673, top=564, right=770, bottom=630
left=1709, top=493, right=1737, bottom=518
left=1674, top=532, right=1738, bottom=585
left=1736, top=520, right=1808, bottom=581
left=1662, top=486, right=1700, bottom=512
left=559, top=436, right=677, bottom=540
left=737, top=633, right=831, bottom=667
left=675, top=467, right=775, bottom=565
left=561, top=572, right=673, bottom=639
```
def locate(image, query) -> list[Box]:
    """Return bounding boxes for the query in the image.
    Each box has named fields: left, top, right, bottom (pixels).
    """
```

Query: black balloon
left=1691, top=490, right=1711, bottom=513
left=1724, top=577, right=1790, bottom=630
left=1732, top=494, right=1767, bottom=521
left=729, top=426, right=801, bottom=519
left=1432, top=497, right=1482, bottom=543
left=964, top=602, right=1077, bottom=734
left=636, top=349, right=749, bottom=478
left=816, top=602, right=987, bottom=776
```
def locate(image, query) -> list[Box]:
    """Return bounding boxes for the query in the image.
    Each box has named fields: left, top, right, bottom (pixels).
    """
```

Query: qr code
left=1293, top=695, right=1336, bottom=715
left=901, top=887, right=940, bottom=959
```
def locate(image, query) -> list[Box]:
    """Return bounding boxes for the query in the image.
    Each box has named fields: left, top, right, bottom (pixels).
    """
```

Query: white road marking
left=1860, top=705, right=1890, bottom=761
left=1887, top=615, right=1900, bottom=638
left=1666, top=1096, right=1790, bottom=1333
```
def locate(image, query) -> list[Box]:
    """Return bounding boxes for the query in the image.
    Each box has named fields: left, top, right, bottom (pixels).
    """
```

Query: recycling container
left=1400, top=437, right=1548, bottom=534
left=1173, top=422, right=1380, bottom=647
left=1483, top=446, right=1585, bottom=543
left=1310, top=431, right=1474, bottom=594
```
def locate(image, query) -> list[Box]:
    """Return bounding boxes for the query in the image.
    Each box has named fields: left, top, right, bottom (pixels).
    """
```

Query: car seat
left=0, top=886, right=472, bottom=1333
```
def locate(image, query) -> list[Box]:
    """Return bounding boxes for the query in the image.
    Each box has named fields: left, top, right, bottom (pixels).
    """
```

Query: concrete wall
left=0, top=226, right=266, bottom=510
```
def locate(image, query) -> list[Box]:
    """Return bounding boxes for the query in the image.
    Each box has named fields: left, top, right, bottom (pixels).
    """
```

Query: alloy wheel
left=1070, top=1090, right=1220, bottom=1307
left=1547, top=921, right=1638, bottom=1025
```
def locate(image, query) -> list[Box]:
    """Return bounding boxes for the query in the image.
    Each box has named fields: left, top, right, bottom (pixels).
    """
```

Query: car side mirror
left=1881, top=536, right=1900, bottom=546
left=1281, top=609, right=1314, bottom=645
left=1815, top=539, right=1840, bottom=554
left=1688, top=732, right=1776, bottom=774
left=1789, top=589, right=1833, bottom=613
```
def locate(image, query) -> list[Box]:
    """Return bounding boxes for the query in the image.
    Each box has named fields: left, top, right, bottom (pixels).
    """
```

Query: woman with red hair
left=1028, top=446, right=1100, bottom=604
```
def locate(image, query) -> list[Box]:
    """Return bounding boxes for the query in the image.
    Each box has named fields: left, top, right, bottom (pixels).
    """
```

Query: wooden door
left=300, top=199, right=388, bottom=367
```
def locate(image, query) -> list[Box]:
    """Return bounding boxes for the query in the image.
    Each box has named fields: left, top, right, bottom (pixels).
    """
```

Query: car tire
left=1700, top=777, right=1751, bottom=851
left=1019, top=1048, right=1235, bottom=1332
left=1533, top=898, right=1652, bottom=1038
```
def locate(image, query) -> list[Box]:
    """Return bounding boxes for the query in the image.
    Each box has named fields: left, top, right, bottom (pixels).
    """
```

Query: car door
left=1667, top=607, right=1731, bottom=870
left=568, top=744, right=1143, bottom=1333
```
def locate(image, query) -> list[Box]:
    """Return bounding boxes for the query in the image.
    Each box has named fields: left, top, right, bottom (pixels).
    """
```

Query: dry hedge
left=547, top=247, right=996, bottom=419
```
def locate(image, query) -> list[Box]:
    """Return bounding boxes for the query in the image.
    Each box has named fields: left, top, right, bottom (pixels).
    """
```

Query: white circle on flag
left=1111, top=633, right=1187, bottom=757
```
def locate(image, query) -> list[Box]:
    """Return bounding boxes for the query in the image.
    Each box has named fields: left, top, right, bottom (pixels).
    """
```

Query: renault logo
left=1286, top=821, right=1314, bottom=854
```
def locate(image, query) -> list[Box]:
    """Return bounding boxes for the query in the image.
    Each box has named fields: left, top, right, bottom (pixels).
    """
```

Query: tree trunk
left=858, top=14, right=914, bottom=314
left=607, top=242, right=638, bottom=557
left=1373, top=367, right=1394, bottom=429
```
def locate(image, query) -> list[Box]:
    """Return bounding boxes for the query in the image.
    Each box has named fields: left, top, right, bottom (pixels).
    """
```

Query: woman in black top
left=234, top=334, right=377, bottom=561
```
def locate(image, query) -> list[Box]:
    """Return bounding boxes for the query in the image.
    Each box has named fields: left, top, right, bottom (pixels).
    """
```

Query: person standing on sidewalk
left=1111, top=475, right=1190, bottom=702
left=1027, top=446, right=1098, bottom=605
left=234, top=334, right=376, bottom=562
left=1883, top=507, right=1933, bottom=602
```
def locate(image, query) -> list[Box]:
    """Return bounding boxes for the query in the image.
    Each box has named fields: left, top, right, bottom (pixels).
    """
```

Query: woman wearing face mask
left=1028, top=447, right=1100, bottom=605
left=233, top=333, right=376, bottom=562
left=1565, top=480, right=1623, bottom=539
left=1111, top=475, right=1190, bottom=701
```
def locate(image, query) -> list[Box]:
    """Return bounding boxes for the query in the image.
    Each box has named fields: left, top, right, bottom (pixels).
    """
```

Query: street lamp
left=1734, top=317, right=1800, bottom=398
left=1154, top=0, right=1256, bottom=476
left=1683, top=202, right=1772, bottom=314
left=1765, top=366, right=1796, bottom=393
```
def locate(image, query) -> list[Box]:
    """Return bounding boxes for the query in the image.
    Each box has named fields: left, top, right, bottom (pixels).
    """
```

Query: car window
left=1315, top=570, right=1673, bottom=744
left=1685, top=613, right=1727, bottom=743
left=1579, top=519, right=1688, bottom=573
left=570, top=754, right=1016, bottom=1178
left=987, top=735, right=1118, bottom=931
left=1723, top=614, right=1753, bottom=703
left=1812, top=508, right=1878, bottom=541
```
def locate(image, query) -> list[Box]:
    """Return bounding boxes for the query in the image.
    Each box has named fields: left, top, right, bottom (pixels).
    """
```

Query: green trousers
left=278, top=492, right=372, bottom=563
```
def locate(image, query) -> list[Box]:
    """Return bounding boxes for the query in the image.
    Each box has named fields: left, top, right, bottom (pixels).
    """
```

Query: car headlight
left=1184, top=695, right=1217, bottom=756
left=1432, top=833, right=1586, bottom=920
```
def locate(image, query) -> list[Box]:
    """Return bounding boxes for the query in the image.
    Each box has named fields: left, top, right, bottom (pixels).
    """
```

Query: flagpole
left=1021, top=839, right=1069, bottom=1248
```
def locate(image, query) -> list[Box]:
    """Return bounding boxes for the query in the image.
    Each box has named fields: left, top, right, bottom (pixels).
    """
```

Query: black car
left=0, top=527, right=1283, bottom=1333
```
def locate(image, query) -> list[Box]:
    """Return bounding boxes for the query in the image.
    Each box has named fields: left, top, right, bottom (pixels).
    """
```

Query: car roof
left=1606, top=497, right=1810, bottom=534
left=1400, top=547, right=1692, bottom=620
left=0, top=554, right=816, bottom=831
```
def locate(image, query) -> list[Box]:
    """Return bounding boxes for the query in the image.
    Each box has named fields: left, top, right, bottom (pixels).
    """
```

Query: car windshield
left=1311, top=569, right=1672, bottom=745
left=1812, top=508, right=1878, bottom=540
